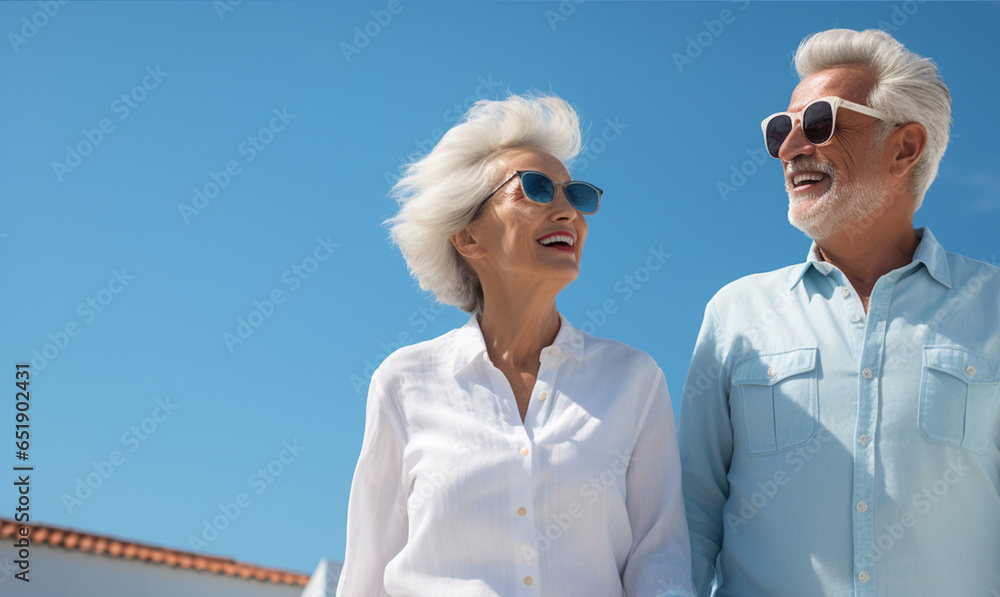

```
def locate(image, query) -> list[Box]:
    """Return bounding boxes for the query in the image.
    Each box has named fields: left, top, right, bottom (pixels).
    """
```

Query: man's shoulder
left=708, top=263, right=805, bottom=308
left=945, top=250, right=1000, bottom=289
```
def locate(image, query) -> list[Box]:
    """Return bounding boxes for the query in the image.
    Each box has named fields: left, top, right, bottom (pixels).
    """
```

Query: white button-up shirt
left=337, top=313, right=694, bottom=597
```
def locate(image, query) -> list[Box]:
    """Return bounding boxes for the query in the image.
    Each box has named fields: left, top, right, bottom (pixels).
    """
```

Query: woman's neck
left=478, top=285, right=561, bottom=371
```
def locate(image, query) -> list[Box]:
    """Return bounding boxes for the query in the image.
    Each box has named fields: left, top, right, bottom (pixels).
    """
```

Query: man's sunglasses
left=473, top=170, right=602, bottom=218
left=760, top=96, right=890, bottom=159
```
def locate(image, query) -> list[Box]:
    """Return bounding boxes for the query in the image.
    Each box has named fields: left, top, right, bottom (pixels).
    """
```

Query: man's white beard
left=786, top=159, right=887, bottom=241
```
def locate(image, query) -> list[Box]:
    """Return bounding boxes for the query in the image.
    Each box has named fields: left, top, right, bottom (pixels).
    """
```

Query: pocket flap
left=923, top=346, right=1000, bottom=383
left=733, top=348, right=818, bottom=386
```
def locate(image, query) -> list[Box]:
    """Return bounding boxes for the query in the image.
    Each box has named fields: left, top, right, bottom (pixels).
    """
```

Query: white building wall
left=301, top=559, right=343, bottom=597
left=0, top=543, right=304, bottom=597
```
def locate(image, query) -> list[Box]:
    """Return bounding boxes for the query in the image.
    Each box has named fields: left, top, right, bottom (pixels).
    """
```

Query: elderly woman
left=337, top=94, right=693, bottom=597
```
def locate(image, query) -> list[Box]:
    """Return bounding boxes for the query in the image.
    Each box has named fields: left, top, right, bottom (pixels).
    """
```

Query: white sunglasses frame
left=760, top=96, right=890, bottom=158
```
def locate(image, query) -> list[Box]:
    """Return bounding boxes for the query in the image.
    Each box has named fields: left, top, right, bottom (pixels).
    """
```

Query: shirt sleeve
left=678, top=301, right=732, bottom=597
left=622, top=366, right=696, bottom=597
left=336, top=376, right=409, bottom=597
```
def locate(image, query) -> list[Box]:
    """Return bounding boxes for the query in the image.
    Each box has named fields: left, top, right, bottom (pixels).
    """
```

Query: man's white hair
left=386, top=94, right=582, bottom=315
left=794, top=28, right=951, bottom=210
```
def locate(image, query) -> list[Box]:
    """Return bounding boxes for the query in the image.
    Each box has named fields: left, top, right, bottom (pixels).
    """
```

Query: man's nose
left=778, top=119, right=817, bottom=162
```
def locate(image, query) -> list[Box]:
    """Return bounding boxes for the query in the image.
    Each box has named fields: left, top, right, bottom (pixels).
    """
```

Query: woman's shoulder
left=369, top=324, right=468, bottom=389
left=569, top=320, right=663, bottom=379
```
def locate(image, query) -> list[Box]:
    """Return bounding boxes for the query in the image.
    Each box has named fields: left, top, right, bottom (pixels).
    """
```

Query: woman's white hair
left=794, top=28, right=951, bottom=210
left=386, top=94, right=582, bottom=315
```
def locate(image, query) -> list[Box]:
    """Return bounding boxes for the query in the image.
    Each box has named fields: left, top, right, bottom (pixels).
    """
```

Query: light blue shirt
left=679, top=228, right=1000, bottom=596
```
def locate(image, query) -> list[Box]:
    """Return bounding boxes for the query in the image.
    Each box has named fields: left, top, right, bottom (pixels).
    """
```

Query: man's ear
left=888, top=121, right=927, bottom=180
left=450, top=226, right=486, bottom=261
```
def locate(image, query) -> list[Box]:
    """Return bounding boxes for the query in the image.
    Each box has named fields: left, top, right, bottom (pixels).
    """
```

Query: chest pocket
left=733, top=348, right=819, bottom=456
left=919, top=346, right=1000, bottom=453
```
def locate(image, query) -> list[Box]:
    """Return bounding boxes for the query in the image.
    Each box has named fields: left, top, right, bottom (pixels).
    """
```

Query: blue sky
left=1, top=0, right=997, bottom=577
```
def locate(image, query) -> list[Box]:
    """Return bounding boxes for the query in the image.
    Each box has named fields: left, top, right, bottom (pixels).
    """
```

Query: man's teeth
left=792, top=173, right=824, bottom=186
left=539, top=235, right=574, bottom=246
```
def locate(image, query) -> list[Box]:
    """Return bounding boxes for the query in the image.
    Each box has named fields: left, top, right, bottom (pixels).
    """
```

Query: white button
left=524, top=576, right=533, bottom=586
left=862, top=368, right=873, bottom=379
left=517, top=506, right=527, bottom=516
left=850, top=315, right=862, bottom=323
left=967, top=365, right=976, bottom=377
left=538, top=391, right=548, bottom=401
left=858, top=434, right=868, bottom=446
left=857, top=501, right=868, bottom=513
left=520, top=447, right=529, bottom=457
left=767, top=367, right=777, bottom=377
left=859, top=571, right=870, bottom=583
left=546, top=347, right=559, bottom=357
left=841, top=288, right=850, bottom=298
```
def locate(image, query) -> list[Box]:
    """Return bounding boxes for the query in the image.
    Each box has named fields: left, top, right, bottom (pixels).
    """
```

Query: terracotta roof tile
left=0, top=517, right=309, bottom=587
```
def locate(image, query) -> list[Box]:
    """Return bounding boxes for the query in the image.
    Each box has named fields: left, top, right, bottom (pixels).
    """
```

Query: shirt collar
left=788, top=244, right=835, bottom=290
left=451, top=311, right=585, bottom=376
left=911, top=227, right=953, bottom=288
left=789, top=227, right=952, bottom=290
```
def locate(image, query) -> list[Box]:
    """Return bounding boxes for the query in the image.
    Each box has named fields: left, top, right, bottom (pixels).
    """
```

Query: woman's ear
left=450, top=226, right=486, bottom=261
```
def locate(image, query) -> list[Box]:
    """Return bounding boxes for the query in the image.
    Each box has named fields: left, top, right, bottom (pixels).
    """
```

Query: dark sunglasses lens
left=520, top=172, right=555, bottom=203
left=765, top=115, right=792, bottom=158
left=803, top=101, right=834, bottom=145
left=565, top=183, right=600, bottom=214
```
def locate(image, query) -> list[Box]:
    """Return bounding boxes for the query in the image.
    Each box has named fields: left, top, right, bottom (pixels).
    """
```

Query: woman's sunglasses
left=760, top=96, right=890, bottom=159
left=473, top=170, right=603, bottom=218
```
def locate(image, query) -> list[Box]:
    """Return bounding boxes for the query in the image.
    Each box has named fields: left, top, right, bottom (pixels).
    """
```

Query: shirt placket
left=484, top=352, right=559, bottom=594
left=529, top=346, right=560, bottom=427
left=850, top=270, right=903, bottom=596
left=519, top=348, right=563, bottom=592
left=838, top=280, right=867, bottom=361
left=512, top=419, right=539, bottom=593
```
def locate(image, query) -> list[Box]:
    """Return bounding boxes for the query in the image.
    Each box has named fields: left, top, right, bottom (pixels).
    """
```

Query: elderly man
left=680, top=28, right=1000, bottom=596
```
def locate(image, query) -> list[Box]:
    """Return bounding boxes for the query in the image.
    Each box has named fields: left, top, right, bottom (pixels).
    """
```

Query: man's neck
left=815, top=221, right=920, bottom=311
